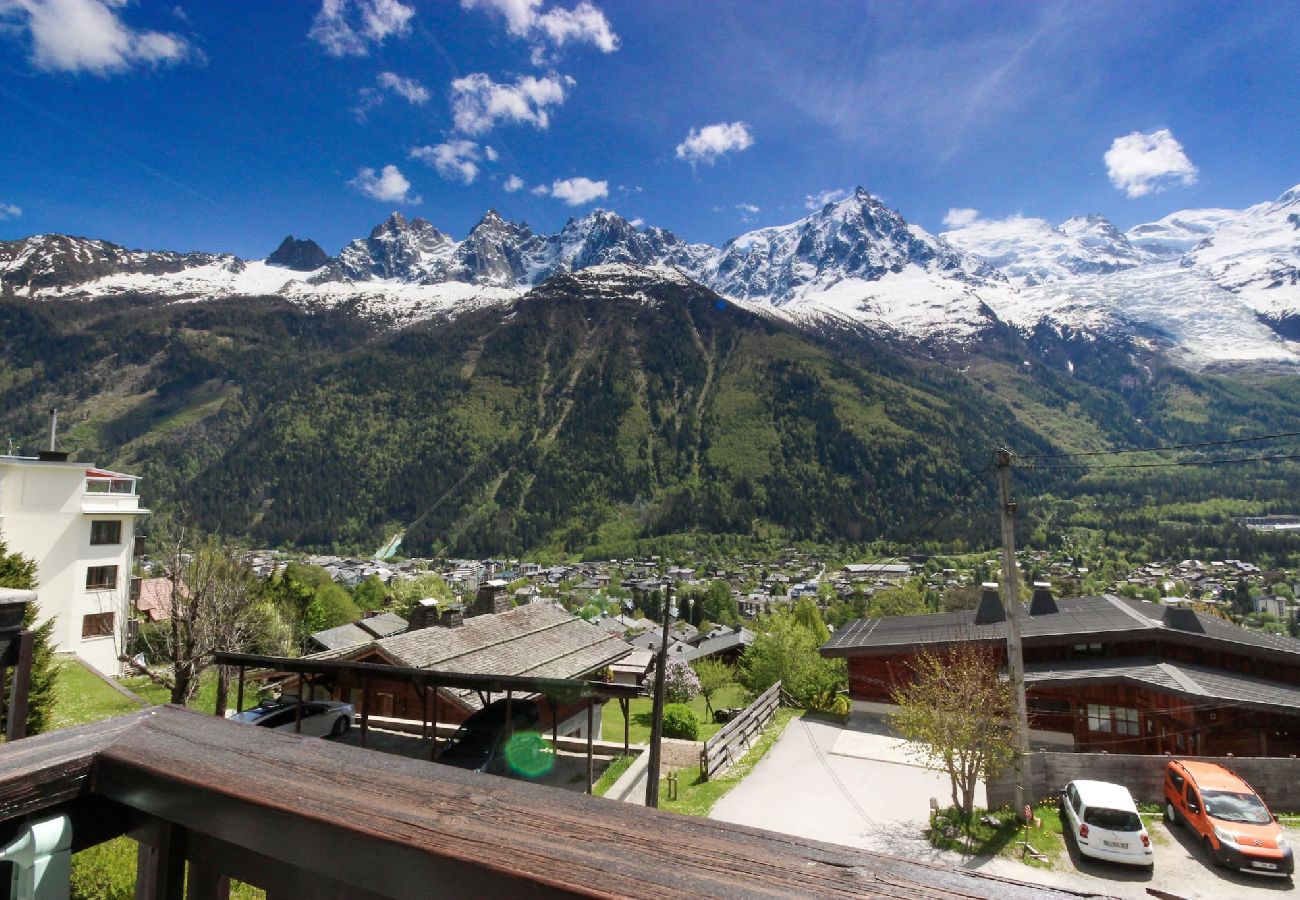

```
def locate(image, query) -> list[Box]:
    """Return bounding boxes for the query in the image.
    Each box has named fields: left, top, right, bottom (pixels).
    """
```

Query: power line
left=1015, top=429, right=1300, bottom=460
left=1015, top=452, right=1300, bottom=471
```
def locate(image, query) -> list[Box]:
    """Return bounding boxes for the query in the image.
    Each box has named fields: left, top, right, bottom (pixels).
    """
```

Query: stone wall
left=988, top=750, right=1300, bottom=810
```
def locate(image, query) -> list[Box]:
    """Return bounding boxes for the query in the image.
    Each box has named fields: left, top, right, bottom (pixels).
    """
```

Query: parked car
left=437, top=699, right=543, bottom=774
left=1164, top=759, right=1293, bottom=877
left=232, top=700, right=355, bottom=738
left=1058, top=779, right=1154, bottom=867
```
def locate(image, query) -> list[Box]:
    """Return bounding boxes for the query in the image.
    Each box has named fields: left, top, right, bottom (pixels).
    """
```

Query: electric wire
left=1014, top=429, right=1300, bottom=460
left=1014, top=451, right=1300, bottom=471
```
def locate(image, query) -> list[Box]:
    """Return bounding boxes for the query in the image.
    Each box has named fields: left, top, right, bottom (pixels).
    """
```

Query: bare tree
left=888, top=643, right=1015, bottom=822
left=124, top=525, right=268, bottom=707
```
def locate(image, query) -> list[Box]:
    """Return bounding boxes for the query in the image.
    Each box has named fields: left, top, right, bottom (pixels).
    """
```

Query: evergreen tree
left=0, top=538, right=59, bottom=736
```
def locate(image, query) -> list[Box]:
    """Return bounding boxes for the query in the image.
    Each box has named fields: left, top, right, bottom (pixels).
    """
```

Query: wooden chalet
left=821, top=583, right=1300, bottom=756
left=285, top=603, right=633, bottom=738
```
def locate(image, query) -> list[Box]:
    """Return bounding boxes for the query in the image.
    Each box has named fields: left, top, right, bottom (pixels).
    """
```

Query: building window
left=1087, top=703, right=1139, bottom=735
left=86, top=478, right=134, bottom=494
left=90, top=521, right=122, bottom=545
left=86, top=565, right=118, bottom=590
left=82, top=612, right=114, bottom=639
left=1086, top=704, right=1112, bottom=733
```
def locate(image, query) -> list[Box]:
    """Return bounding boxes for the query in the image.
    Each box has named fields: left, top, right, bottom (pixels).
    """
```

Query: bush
left=662, top=703, right=700, bottom=740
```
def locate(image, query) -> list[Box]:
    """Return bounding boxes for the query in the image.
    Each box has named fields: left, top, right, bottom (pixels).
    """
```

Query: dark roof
left=821, top=593, right=1300, bottom=662
left=357, top=612, right=407, bottom=639
left=309, top=623, right=373, bottom=652
left=1023, top=657, right=1300, bottom=717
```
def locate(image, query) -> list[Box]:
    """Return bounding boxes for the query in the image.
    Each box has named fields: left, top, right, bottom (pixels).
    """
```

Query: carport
left=214, top=651, right=644, bottom=792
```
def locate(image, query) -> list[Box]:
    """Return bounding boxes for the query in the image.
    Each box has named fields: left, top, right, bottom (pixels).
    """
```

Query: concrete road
left=710, top=715, right=1298, bottom=899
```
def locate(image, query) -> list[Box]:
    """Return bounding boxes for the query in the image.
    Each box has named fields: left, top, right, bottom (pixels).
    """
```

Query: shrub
left=664, top=658, right=700, bottom=704
left=662, top=703, right=700, bottom=740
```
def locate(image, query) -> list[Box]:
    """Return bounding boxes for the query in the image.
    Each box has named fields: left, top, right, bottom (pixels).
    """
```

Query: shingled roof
left=821, top=593, right=1300, bottom=662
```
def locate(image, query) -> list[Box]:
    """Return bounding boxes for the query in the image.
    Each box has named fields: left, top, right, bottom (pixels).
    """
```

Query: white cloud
left=942, top=207, right=981, bottom=228
left=1104, top=129, right=1198, bottom=198
left=503, top=175, right=525, bottom=192
left=377, top=71, right=429, bottom=104
left=2, top=0, right=196, bottom=75
left=530, top=184, right=550, bottom=196
left=675, top=122, right=753, bottom=165
left=409, top=140, right=489, bottom=185
left=450, top=72, right=570, bottom=135
left=735, top=203, right=760, bottom=214
left=544, top=176, right=607, bottom=205
left=461, top=0, right=618, bottom=61
left=309, top=0, right=413, bottom=57
left=483, top=145, right=499, bottom=162
left=629, top=217, right=644, bottom=228
left=0, top=202, right=21, bottom=220
left=348, top=164, right=421, bottom=203
left=803, top=188, right=848, bottom=210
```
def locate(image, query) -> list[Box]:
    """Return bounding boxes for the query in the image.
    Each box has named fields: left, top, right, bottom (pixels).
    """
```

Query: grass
left=656, top=708, right=802, bottom=817
left=601, top=682, right=749, bottom=745
left=49, top=658, right=147, bottom=730
left=927, top=804, right=1065, bottom=869
left=592, top=754, right=637, bottom=797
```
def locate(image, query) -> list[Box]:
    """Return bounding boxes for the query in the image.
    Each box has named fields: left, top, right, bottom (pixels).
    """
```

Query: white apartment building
left=0, top=451, right=149, bottom=674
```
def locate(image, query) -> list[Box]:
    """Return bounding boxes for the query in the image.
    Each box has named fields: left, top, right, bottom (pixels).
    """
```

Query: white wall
left=0, top=459, right=144, bottom=674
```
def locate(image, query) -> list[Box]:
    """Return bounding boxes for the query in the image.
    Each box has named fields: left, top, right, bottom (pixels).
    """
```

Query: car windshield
left=1083, top=806, right=1141, bottom=832
left=441, top=725, right=497, bottom=760
left=1204, top=790, right=1272, bottom=824
left=232, top=707, right=278, bottom=723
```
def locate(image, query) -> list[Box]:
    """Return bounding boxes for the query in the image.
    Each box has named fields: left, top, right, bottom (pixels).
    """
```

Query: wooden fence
left=699, top=681, right=781, bottom=780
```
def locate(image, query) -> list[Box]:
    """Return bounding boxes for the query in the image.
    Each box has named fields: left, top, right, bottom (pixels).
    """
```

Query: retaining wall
left=987, top=751, right=1300, bottom=810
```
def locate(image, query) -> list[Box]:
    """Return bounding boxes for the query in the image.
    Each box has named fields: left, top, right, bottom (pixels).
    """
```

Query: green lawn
left=927, top=803, right=1066, bottom=869
left=656, top=708, right=802, bottom=817
left=601, top=682, right=749, bottom=745
left=49, top=658, right=147, bottom=730
left=592, top=754, right=637, bottom=797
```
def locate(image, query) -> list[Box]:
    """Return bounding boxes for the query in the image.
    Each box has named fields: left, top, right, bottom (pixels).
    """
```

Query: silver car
left=232, top=700, right=355, bottom=738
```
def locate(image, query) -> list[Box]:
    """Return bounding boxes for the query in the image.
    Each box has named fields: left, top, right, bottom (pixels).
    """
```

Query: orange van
left=1163, top=759, right=1293, bottom=877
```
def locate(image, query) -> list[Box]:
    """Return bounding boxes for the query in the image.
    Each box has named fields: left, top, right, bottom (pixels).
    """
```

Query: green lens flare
left=505, top=731, right=555, bottom=779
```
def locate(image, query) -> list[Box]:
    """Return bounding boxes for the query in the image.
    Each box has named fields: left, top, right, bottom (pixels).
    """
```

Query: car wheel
left=331, top=716, right=350, bottom=737
left=1164, top=801, right=1178, bottom=827
left=1202, top=835, right=1221, bottom=867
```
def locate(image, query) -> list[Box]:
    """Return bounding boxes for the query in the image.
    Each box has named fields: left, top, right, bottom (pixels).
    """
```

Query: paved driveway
left=710, top=715, right=1299, bottom=899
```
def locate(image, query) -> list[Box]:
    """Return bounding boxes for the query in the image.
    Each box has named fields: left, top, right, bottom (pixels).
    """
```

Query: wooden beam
left=236, top=667, right=245, bottom=715
left=585, top=700, right=594, bottom=795
left=4, top=631, right=33, bottom=742
left=360, top=675, right=371, bottom=749
left=134, top=820, right=186, bottom=900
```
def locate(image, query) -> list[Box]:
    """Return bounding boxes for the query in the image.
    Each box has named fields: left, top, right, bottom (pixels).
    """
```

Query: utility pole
left=996, top=448, right=1033, bottom=823
left=645, top=581, right=673, bottom=808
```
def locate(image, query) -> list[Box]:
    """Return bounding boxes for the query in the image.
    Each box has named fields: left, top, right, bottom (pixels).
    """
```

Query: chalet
left=302, top=603, right=632, bottom=738
left=821, top=583, right=1300, bottom=757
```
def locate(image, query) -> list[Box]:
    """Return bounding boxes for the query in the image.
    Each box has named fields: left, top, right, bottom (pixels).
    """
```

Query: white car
left=1059, top=779, right=1154, bottom=867
left=232, top=700, right=355, bottom=738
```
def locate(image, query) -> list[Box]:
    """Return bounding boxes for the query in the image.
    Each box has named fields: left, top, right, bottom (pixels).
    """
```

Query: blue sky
left=1, top=0, right=1298, bottom=258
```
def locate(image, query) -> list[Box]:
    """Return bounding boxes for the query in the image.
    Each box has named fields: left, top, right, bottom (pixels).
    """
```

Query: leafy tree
left=388, top=574, right=455, bottom=619
left=664, top=657, right=700, bottom=704
left=791, top=597, right=829, bottom=641
left=692, top=657, right=733, bottom=717
left=888, top=644, right=1015, bottom=822
left=738, top=608, right=844, bottom=710
left=0, top=538, right=58, bottom=736
left=699, top=580, right=738, bottom=626
left=869, top=581, right=927, bottom=617
left=303, top=581, right=361, bottom=635
left=352, top=575, right=389, bottom=612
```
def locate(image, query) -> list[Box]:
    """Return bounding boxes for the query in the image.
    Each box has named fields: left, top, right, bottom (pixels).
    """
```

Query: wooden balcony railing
left=0, top=705, right=1095, bottom=899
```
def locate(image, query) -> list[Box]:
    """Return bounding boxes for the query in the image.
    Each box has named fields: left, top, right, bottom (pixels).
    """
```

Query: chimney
left=974, top=582, right=1006, bottom=625
left=408, top=598, right=440, bottom=630
left=1162, top=606, right=1205, bottom=633
left=1029, top=581, right=1059, bottom=616
left=437, top=603, right=465, bottom=628
left=470, top=581, right=510, bottom=617
left=36, top=407, right=69, bottom=462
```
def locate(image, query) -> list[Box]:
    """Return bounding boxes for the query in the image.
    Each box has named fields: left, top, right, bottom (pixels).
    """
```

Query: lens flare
left=505, top=731, right=555, bottom=779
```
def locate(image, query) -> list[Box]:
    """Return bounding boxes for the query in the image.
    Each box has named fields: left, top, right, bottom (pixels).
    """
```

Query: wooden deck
left=0, top=705, right=1105, bottom=898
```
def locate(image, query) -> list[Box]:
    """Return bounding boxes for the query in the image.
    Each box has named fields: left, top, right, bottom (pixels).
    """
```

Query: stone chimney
left=1029, top=581, right=1059, bottom=616
left=437, top=603, right=465, bottom=628
left=408, top=598, right=440, bottom=630
left=469, top=580, right=510, bottom=618
left=974, top=582, right=1006, bottom=625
